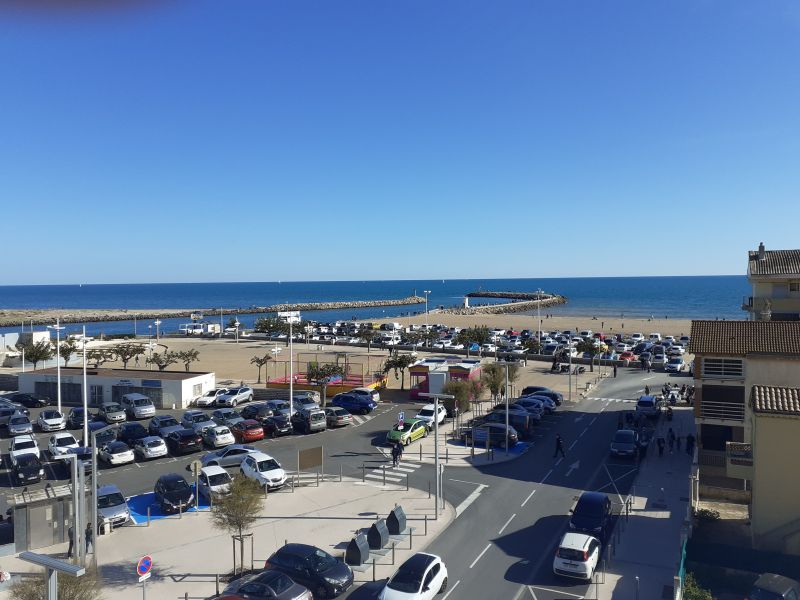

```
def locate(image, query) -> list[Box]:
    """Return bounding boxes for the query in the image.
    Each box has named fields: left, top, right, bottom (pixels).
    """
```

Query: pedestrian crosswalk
left=587, top=397, right=636, bottom=404
left=350, top=413, right=373, bottom=426
left=363, top=457, right=423, bottom=486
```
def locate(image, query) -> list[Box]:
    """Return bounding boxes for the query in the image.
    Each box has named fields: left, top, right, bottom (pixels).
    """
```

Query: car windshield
left=146, top=440, right=163, bottom=448
left=557, top=547, right=588, bottom=562
left=14, top=440, right=35, bottom=450
left=133, top=399, right=150, bottom=406
left=160, top=417, right=179, bottom=427
left=307, top=548, right=337, bottom=573
left=10, top=417, right=28, bottom=425
left=208, top=473, right=231, bottom=486
left=56, top=437, right=75, bottom=447
left=42, top=411, right=61, bottom=420
left=638, top=400, right=655, bottom=408
left=192, top=414, right=207, bottom=423
left=163, top=478, right=189, bottom=492
left=110, top=443, right=129, bottom=453
left=575, top=498, right=604, bottom=516
left=257, top=459, right=280, bottom=472
left=98, top=492, right=126, bottom=508
left=613, top=431, right=635, bottom=444
left=749, top=588, right=786, bottom=600
left=105, top=404, right=122, bottom=413
left=245, top=422, right=261, bottom=430
left=418, top=409, right=433, bottom=417
left=387, top=565, right=423, bottom=593
left=16, top=454, right=39, bottom=467
left=215, top=428, right=231, bottom=435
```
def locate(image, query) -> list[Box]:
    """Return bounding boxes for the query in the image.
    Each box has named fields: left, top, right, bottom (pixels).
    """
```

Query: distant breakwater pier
left=0, top=296, right=425, bottom=327
left=438, top=290, right=567, bottom=315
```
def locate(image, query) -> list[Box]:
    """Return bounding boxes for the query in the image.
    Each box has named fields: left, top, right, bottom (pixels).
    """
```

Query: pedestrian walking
left=553, top=434, right=566, bottom=459
left=645, top=385, right=650, bottom=396
left=647, top=361, right=652, bottom=373
left=85, top=523, right=93, bottom=554
left=686, top=433, right=695, bottom=456
left=134, top=355, right=140, bottom=367
left=668, top=428, right=676, bottom=453
left=391, top=441, right=403, bottom=467
left=676, top=434, right=682, bottom=452
left=613, top=364, right=617, bottom=378
left=67, top=525, right=74, bottom=558
left=657, top=437, right=665, bottom=457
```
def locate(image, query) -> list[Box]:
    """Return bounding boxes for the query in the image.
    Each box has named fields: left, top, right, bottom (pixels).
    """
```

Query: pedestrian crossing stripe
left=588, top=397, right=636, bottom=403
left=365, top=472, right=404, bottom=483
left=350, top=414, right=375, bottom=426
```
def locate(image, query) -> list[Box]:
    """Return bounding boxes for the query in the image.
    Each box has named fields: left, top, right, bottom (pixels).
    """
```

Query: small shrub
left=695, top=508, right=720, bottom=522
left=684, top=572, right=713, bottom=600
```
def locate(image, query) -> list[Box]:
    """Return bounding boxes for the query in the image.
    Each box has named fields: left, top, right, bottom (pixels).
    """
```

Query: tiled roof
left=752, top=385, right=800, bottom=416
left=748, top=249, right=800, bottom=276
left=689, top=320, right=800, bottom=356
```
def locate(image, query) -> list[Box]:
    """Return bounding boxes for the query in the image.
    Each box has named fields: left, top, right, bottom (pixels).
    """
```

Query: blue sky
left=2, top=1, right=799, bottom=284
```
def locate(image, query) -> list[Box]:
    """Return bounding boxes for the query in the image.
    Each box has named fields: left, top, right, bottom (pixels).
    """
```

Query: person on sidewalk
left=657, top=436, right=665, bottom=457
left=644, top=385, right=650, bottom=396
left=668, top=428, right=676, bottom=453
left=686, top=433, right=695, bottom=456
left=613, top=364, right=617, bottom=378
left=391, top=442, right=403, bottom=467
left=553, top=434, right=566, bottom=459
left=67, top=525, right=74, bottom=559
left=85, top=523, right=93, bottom=554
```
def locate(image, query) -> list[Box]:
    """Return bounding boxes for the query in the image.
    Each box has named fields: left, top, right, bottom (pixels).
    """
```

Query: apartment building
left=742, top=242, right=800, bottom=321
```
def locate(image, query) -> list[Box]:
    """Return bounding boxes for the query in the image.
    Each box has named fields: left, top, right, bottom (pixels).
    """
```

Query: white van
left=120, top=393, right=156, bottom=420
left=648, top=333, right=662, bottom=342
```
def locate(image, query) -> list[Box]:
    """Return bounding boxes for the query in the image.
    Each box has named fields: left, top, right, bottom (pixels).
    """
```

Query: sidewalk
left=0, top=477, right=454, bottom=599
left=598, top=406, right=695, bottom=600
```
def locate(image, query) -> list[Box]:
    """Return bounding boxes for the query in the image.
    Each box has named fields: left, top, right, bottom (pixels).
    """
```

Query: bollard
left=179, top=502, right=182, bottom=519
left=409, top=527, right=414, bottom=549
left=406, top=473, right=409, bottom=491
left=383, top=465, right=386, bottom=486
left=424, top=514, right=428, bottom=536
left=635, top=575, right=640, bottom=600
left=285, top=539, right=288, bottom=547
left=392, top=542, right=396, bottom=565
left=362, top=464, right=366, bottom=482
left=445, top=446, right=448, bottom=463
left=601, top=560, right=606, bottom=584
left=316, top=471, right=319, bottom=487
left=185, top=593, right=188, bottom=600
left=264, top=484, right=269, bottom=499
left=372, top=558, right=376, bottom=582
left=428, top=481, right=431, bottom=499
left=340, top=464, right=343, bottom=482
left=147, top=506, right=151, bottom=527
left=215, top=573, right=220, bottom=594
left=419, top=444, right=422, bottom=461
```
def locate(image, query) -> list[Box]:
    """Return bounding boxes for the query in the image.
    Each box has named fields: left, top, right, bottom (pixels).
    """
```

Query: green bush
left=684, top=572, right=713, bottom=600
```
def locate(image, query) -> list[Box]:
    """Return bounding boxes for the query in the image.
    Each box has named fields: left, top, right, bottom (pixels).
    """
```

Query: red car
left=619, top=351, right=637, bottom=364
left=231, top=419, right=265, bottom=443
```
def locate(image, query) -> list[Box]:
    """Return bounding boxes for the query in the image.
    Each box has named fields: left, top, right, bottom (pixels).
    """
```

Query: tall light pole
left=418, top=392, right=453, bottom=521
left=288, top=318, right=294, bottom=418
left=90, top=425, right=113, bottom=572
left=503, top=362, right=510, bottom=455
left=537, top=288, right=543, bottom=340
left=154, top=320, right=162, bottom=342
left=81, top=327, right=90, bottom=445
left=423, top=290, right=431, bottom=328
left=234, top=320, right=240, bottom=345
left=48, top=319, right=65, bottom=412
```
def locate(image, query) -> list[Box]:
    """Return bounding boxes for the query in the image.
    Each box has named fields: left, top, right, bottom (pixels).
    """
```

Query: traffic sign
left=397, top=411, right=405, bottom=427
left=138, top=572, right=151, bottom=583
left=136, top=555, right=153, bottom=577
left=190, top=460, right=203, bottom=476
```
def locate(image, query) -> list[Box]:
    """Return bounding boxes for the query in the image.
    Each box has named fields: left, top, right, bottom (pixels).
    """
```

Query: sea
left=0, top=276, right=748, bottom=337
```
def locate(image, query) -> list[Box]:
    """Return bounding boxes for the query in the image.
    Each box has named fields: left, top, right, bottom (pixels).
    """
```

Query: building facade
left=742, top=243, right=800, bottom=321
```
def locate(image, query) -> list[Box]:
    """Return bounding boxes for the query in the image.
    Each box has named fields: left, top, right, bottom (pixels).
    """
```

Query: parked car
left=529, top=390, right=563, bottom=406
left=89, top=421, right=118, bottom=447
left=37, top=409, right=66, bottom=432
left=386, top=418, right=428, bottom=446
left=569, top=491, right=612, bottom=540
left=154, top=473, right=194, bottom=513
left=132, top=436, right=168, bottom=460
left=47, top=432, right=80, bottom=457
left=522, top=395, right=557, bottom=413
left=0, top=406, right=23, bottom=428
left=203, top=425, right=236, bottom=448
left=264, top=543, right=354, bottom=598
left=239, top=403, right=274, bottom=423
left=324, top=407, right=353, bottom=428
left=13, top=453, right=45, bottom=483
left=415, top=404, right=446, bottom=427
left=211, top=408, right=244, bottom=428
left=665, top=357, right=685, bottom=373
left=198, top=465, right=232, bottom=499
left=97, top=484, right=131, bottom=529
left=263, top=414, right=293, bottom=438
left=553, top=532, right=601, bottom=581
left=265, top=400, right=295, bottom=417
left=510, top=398, right=544, bottom=420
left=293, top=397, right=319, bottom=413
left=610, top=429, right=639, bottom=459
left=330, top=393, right=377, bottom=415
left=635, top=396, right=661, bottom=419
left=748, top=573, right=800, bottom=600
left=520, top=386, right=552, bottom=397
left=349, top=387, right=380, bottom=404
left=165, top=429, right=203, bottom=455
left=231, top=419, right=266, bottom=443
left=379, top=552, right=448, bottom=599
left=618, top=351, right=637, bottom=365
left=195, top=388, right=229, bottom=408
left=668, top=345, right=685, bottom=356
left=65, top=445, right=94, bottom=473
left=9, top=435, right=41, bottom=467
left=98, top=403, right=127, bottom=424
left=216, top=387, right=254, bottom=407
left=2, top=392, right=50, bottom=408
left=98, top=441, right=135, bottom=466
left=460, top=423, right=518, bottom=449
left=117, top=422, right=150, bottom=446
left=181, top=410, right=217, bottom=434
left=119, top=393, right=156, bottom=420
left=7, top=414, right=33, bottom=436
left=652, top=353, right=668, bottom=368
left=67, top=408, right=91, bottom=430
left=481, top=409, right=536, bottom=439
left=291, top=408, right=326, bottom=435
left=240, top=451, right=287, bottom=490
left=201, top=444, right=259, bottom=468
left=222, top=570, right=311, bottom=600
left=148, top=415, right=183, bottom=438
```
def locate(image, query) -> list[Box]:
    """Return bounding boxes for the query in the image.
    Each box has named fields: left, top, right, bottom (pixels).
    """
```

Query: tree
left=481, top=363, right=519, bottom=401
left=683, top=573, right=713, bottom=600
left=59, top=339, right=78, bottom=368
left=455, top=326, right=491, bottom=347
left=306, top=362, right=347, bottom=406
left=441, top=379, right=473, bottom=415
left=253, top=317, right=288, bottom=336
left=15, top=340, right=55, bottom=371
left=226, top=317, right=238, bottom=329
left=357, top=327, right=377, bottom=353
left=113, top=343, right=146, bottom=369
left=11, top=566, right=103, bottom=600
left=576, top=339, right=601, bottom=372
left=176, top=349, right=200, bottom=372
left=383, top=352, right=416, bottom=390
left=86, top=348, right=115, bottom=369
left=522, top=339, right=541, bottom=355
left=146, top=350, right=179, bottom=372
left=418, top=329, right=440, bottom=348
left=250, top=353, right=272, bottom=383
left=210, top=475, right=264, bottom=575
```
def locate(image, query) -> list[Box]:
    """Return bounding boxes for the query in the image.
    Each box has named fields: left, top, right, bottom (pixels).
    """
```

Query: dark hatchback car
left=154, top=473, right=194, bottom=513
left=239, top=403, right=274, bottom=423
left=117, top=422, right=149, bottom=445
left=749, top=573, right=800, bottom=600
left=165, top=428, right=203, bottom=455
left=148, top=415, right=183, bottom=438
left=569, top=491, right=612, bottom=541
left=87, top=421, right=118, bottom=447
left=528, top=390, right=563, bottom=406
left=265, top=543, right=353, bottom=598
left=521, top=385, right=552, bottom=397
left=460, top=423, right=519, bottom=449
left=13, top=453, right=45, bottom=483
left=329, top=394, right=376, bottom=415
left=264, top=414, right=293, bottom=438
left=481, top=410, right=536, bottom=439
left=4, top=393, right=51, bottom=408
left=67, top=407, right=90, bottom=430
left=222, top=570, right=310, bottom=599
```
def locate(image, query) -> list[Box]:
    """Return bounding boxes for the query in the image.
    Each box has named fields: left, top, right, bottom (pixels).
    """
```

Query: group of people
left=67, top=523, right=93, bottom=558
left=655, top=428, right=696, bottom=458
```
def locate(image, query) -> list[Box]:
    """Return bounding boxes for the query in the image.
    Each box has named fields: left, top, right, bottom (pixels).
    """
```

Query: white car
left=415, top=404, right=446, bottom=427
left=665, top=357, right=685, bottom=373
left=350, top=387, right=381, bottom=404
left=630, top=333, right=645, bottom=343
left=216, top=387, right=253, bottom=407
left=48, top=432, right=79, bottom=457
left=663, top=335, right=676, bottom=343
left=679, top=335, right=691, bottom=345
left=380, top=552, right=448, bottom=600
left=481, top=344, right=498, bottom=353
left=198, top=465, right=232, bottom=499
left=132, top=436, right=168, bottom=460
left=37, top=410, right=66, bottom=432
left=9, top=435, right=41, bottom=467
left=668, top=345, right=685, bottom=356
left=615, top=343, right=631, bottom=353
left=553, top=532, right=601, bottom=581
left=652, top=353, right=668, bottom=368
left=239, top=451, right=287, bottom=490
left=203, top=425, right=236, bottom=448
left=98, top=441, right=135, bottom=466
left=195, top=388, right=229, bottom=407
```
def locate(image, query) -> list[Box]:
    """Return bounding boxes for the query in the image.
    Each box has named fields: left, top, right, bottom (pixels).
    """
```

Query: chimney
left=758, top=242, right=765, bottom=260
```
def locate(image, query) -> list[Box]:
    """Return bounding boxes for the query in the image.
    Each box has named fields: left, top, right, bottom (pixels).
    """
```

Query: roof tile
left=689, top=320, right=800, bottom=356
left=748, top=249, right=800, bottom=276
left=752, top=385, right=800, bottom=415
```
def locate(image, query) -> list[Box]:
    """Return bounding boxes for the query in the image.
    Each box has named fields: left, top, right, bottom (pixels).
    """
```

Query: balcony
left=726, top=441, right=753, bottom=479
left=699, top=400, right=745, bottom=422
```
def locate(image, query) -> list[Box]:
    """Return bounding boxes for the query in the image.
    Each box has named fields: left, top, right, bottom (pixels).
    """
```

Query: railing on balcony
left=742, top=295, right=754, bottom=310
left=726, top=441, right=753, bottom=479
left=698, top=449, right=726, bottom=468
left=700, top=400, right=745, bottom=422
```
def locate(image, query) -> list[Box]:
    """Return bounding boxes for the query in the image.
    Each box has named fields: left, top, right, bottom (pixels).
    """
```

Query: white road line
left=469, top=543, right=491, bottom=569
left=578, top=427, right=587, bottom=438
left=529, top=585, right=584, bottom=598
left=590, top=417, right=597, bottom=425
left=541, top=469, right=553, bottom=483
left=642, top=376, right=655, bottom=381
left=604, top=464, right=624, bottom=504
left=442, top=579, right=460, bottom=600
left=448, top=478, right=485, bottom=485
left=455, top=483, right=488, bottom=517
left=498, top=513, right=516, bottom=534
left=521, top=489, right=536, bottom=507
left=568, top=439, right=578, bottom=450
left=554, top=457, right=563, bottom=466
left=365, top=472, right=403, bottom=483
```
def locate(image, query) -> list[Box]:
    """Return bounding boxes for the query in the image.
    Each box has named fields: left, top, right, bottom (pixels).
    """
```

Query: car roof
left=97, top=484, right=123, bottom=495
left=52, top=432, right=75, bottom=439
left=577, top=491, right=608, bottom=504
left=559, top=532, right=596, bottom=550
left=158, top=473, right=186, bottom=483
left=248, top=451, right=276, bottom=461
left=275, top=543, right=318, bottom=558
left=140, top=435, right=163, bottom=443
left=12, top=434, right=35, bottom=442
left=398, top=552, right=437, bottom=573
left=201, top=465, right=228, bottom=476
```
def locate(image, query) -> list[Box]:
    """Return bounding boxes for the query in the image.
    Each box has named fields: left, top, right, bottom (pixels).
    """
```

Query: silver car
left=97, top=484, right=131, bottom=529
left=181, top=410, right=217, bottom=434
left=99, top=403, right=127, bottom=424
left=8, top=414, right=33, bottom=436
left=200, top=444, right=259, bottom=468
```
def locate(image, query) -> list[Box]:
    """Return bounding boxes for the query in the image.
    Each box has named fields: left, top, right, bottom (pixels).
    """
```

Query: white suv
left=239, top=451, right=287, bottom=490
left=553, top=532, right=601, bottom=581
left=415, top=404, right=446, bottom=427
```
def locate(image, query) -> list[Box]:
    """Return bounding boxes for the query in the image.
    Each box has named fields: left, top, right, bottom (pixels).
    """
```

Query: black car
left=3, top=393, right=51, bottom=408
left=165, top=428, right=203, bottom=455
left=117, top=422, right=149, bottom=445
left=67, top=408, right=90, bottom=430
left=521, top=385, right=552, bottom=397
left=569, top=491, right=612, bottom=540
left=749, top=573, right=800, bottom=600
left=65, top=446, right=93, bottom=473
left=529, top=390, right=563, bottom=406
left=154, top=473, right=194, bottom=513
left=88, top=421, right=118, bottom=447
left=265, top=543, right=353, bottom=598
left=460, top=423, right=519, bottom=449
left=239, top=403, right=275, bottom=424
left=263, top=414, right=293, bottom=438
left=13, top=453, right=44, bottom=483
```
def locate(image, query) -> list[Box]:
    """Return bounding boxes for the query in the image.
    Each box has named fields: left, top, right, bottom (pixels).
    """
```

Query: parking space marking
left=469, top=543, right=491, bottom=569
left=498, top=513, right=516, bottom=535
left=442, top=579, right=460, bottom=600
left=521, top=489, right=536, bottom=507
left=603, top=464, right=625, bottom=504
left=541, top=469, right=553, bottom=483
left=529, top=585, right=584, bottom=599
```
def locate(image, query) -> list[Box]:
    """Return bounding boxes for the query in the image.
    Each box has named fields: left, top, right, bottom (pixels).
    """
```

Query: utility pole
left=418, top=392, right=453, bottom=521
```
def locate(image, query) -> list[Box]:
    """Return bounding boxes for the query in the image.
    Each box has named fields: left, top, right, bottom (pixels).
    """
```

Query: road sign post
left=397, top=411, right=405, bottom=428
left=137, top=555, right=153, bottom=600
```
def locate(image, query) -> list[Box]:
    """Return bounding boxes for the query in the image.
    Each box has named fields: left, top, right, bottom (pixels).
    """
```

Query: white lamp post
left=423, top=290, right=431, bottom=328
left=82, top=326, right=89, bottom=446
left=47, top=319, right=65, bottom=412
left=234, top=320, right=240, bottom=345
left=154, top=320, right=162, bottom=342
left=418, top=392, right=453, bottom=521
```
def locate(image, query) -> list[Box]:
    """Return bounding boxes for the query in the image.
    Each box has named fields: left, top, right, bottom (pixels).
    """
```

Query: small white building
left=17, top=367, right=215, bottom=410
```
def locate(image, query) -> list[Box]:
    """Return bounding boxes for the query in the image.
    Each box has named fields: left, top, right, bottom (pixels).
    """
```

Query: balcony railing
left=700, top=400, right=745, bottom=422
left=726, top=441, right=753, bottom=479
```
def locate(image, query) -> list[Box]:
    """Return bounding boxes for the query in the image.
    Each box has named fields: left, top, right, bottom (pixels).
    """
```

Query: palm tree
left=250, top=354, right=272, bottom=383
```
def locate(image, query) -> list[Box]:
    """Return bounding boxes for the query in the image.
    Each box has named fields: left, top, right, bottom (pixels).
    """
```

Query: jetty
left=438, top=291, right=567, bottom=315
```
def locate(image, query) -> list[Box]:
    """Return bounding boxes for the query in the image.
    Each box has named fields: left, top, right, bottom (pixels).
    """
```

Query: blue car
left=330, top=393, right=377, bottom=415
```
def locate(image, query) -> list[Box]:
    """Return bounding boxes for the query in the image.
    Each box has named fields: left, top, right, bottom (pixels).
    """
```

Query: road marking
left=578, top=427, right=587, bottom=438
left=642, top=376, right=655, bottom=381
left=455, top=483, right=488, bottom=517
left=442, top=579, right=460, bottom=600
left=498, top=513, right=516, bottom=534
left=541, top=469, right=553, bottom=483
left=364, top=472, right=403, bottom=483
left=565, top=460, right=580, bottom=476
left=521, top=489, right=536, bottom=507
left=529, top=585, right=584, bottom=598
left=604, top=464, right=625, bottom=504
left=554, top=457, right=563, bottom=466
left=568, top=438, right=578, bottom=450
left=469, top=543, right=491, bottom=568
left=590, top=417, right=597, bottom=425
left=574, top=415, right=584, bottom=423
left=448, top=478, right=486, bottom=486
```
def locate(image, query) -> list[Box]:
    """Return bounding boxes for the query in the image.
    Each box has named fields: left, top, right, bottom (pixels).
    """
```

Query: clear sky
left=2, top=1, right=799, bottom=284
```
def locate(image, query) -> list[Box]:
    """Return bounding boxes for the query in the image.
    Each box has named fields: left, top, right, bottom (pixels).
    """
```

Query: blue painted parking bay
left=127, top=488, right=210, bottom=524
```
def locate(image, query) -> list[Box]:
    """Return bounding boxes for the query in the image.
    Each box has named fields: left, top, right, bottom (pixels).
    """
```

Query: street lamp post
left=90, top=425, right=114, bottom=573
left=418, top=392, right=453, bottom=521
left=82, top=326, right=89, bottom=446
left=423, top=290, right=431, bottom=328
left=19, top=552, right=85, bottom=600
left=54, top=453, right=84, bottom=567
left=537, top=288, right=543, bottom=341
left=47, top=319, right=65, bottom=412
left=154, top=320, right=162, bottom=342
left=234, top=320, right=240, bottom=345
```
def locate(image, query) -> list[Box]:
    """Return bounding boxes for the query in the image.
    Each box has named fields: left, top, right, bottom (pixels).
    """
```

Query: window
left=702, top=358, right=744, bottom=379
left=90, top=385, right=104, bottom=406
left=193, top=384, right=202, bottom=397
left=790, top=282, right=800, bottom=293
